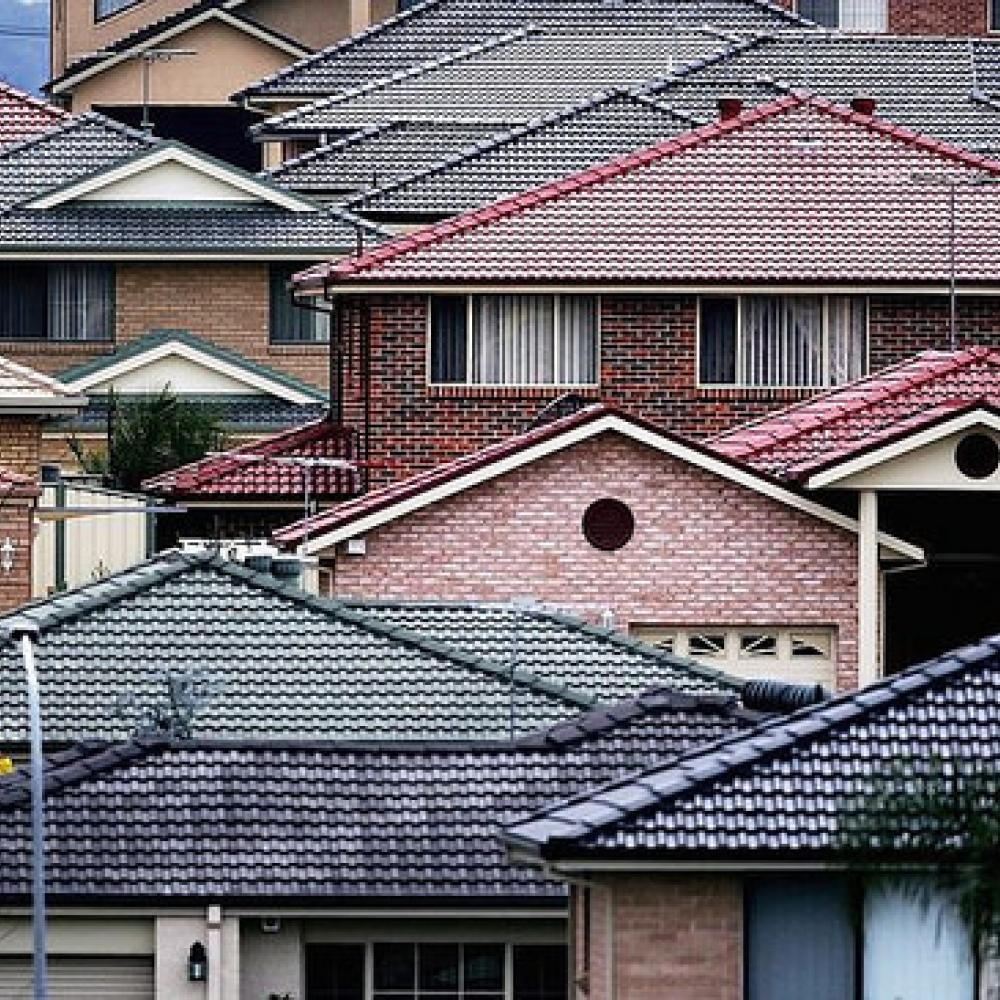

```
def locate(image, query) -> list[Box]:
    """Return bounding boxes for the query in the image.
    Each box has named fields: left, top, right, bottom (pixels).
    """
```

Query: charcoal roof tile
left=505, top=638, right=1000, bottom=860
left=253, top=31, right=732, bottom=137
left=238, top=0, right=804, bottom=101
left=0, top=687, right=756, bottom=902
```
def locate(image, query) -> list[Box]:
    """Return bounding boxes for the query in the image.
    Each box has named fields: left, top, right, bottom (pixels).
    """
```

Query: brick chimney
left=718, top=96, right=744, bottom=122
left=850, top=94, right=877, bottom=116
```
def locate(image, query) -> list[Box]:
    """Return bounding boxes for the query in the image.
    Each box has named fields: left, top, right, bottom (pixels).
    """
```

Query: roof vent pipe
left=850, top=94, right=877, bottom=116
left=718, top=96, right=744, bottom=122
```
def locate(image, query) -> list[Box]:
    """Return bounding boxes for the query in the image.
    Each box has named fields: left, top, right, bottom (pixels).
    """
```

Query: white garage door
left=0, top=957, right=153, bottom=998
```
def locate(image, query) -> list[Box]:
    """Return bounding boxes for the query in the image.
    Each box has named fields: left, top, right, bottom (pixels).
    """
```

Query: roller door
left=0, top=956, right=153, bottom=998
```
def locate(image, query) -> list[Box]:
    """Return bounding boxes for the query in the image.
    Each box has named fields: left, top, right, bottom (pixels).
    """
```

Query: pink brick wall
left=329, top=433, right=861, bottom=689
left=573, top=877, right=743, bottom=1000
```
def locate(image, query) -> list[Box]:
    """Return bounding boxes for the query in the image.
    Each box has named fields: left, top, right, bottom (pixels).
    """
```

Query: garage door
left=0, top=957, right=153, bottom=998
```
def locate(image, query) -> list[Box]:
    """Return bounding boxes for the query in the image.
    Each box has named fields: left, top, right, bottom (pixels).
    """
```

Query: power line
left=0, top=24, right=48, bottom=38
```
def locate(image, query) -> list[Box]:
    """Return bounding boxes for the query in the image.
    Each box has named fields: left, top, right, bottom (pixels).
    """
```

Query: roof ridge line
left=235, top=0, right=449, bottom=100
left=506, top=639, right=1000, bottom=849
left=713, top=347, right=1000, bottom=457
left=352, top=86, right=679, bottom=209
left=251, top=26, right=537, bottom=136
left=0, top=111, right=156, bottom=165
left=203, top=558, right=600, bottom=710
left=264, top=122, right=399, bottom=178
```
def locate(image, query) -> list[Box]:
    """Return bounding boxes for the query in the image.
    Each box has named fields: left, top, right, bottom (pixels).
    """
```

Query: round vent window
left=582, top=498, right=635, bottom=552
left=955, top=433, right=1000, bottom=480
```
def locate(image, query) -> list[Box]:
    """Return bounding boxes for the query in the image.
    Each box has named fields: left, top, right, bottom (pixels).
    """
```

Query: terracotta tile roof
left=711, top=348, right=1000, bottom=480
left=0, top=82, right=67, bottom=149
left=143, top=419, right=360, bottom=500
left=299, top=95, right=1000, bottom=290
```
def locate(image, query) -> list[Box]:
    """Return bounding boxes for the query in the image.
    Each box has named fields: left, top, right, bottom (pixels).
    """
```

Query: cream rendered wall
left=0, top=916, right=154, bottom=955
left=157, top=913, right=241, bottom=1000
left=240, top=919, right=304, bottom=1000
left=68, top=20, right=296, bottom=111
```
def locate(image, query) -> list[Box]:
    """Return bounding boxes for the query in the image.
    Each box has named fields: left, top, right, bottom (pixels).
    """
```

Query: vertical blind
left=431, top=295, right=598, bottom=386
left=798, top=0, right=887, bottom=30
left=270, top=266, right=330, bottom=343
left=0, top=263, right=113, bottom=342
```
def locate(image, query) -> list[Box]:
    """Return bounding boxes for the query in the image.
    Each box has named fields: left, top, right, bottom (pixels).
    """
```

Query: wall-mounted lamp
left=0, top=538, right=14, bottom=574
left=188, top=941, right=208, bottom=983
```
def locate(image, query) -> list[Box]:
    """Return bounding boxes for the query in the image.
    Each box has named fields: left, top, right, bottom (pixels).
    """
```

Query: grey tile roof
left=252, top=31, right=737, bottom=137
left=238, top=0, right=806, bottom=101
left=342, top=600, right=743, bottom=702
left=266, top=121, right=506, bottom=197
left=0, top=690, right=757, bottom=903
left=0, top=552, right=602, bottom=746
left=0, top=116, right=388, bottom=254
left=353, top=91, right=697, bottom=217
left=505, top=638, right=1000, bottom=861
left=648, top=33, right=1000, bottom=153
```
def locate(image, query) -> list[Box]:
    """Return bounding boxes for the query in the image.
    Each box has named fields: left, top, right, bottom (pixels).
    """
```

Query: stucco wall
left=327, top=432, right=863, bottom=689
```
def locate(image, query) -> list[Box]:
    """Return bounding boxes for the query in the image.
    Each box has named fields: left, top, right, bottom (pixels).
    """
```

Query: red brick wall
left=775, top=0, right=990, bottom=33
left=573, top=877, right=743, bottom=1000
left=0, top=263, right=328, bottom=391
left=354, top=294, right=1000, bottom=487
left=330, top=433, right=861, bottom=689
left=0, top=417, right=41, bottom=477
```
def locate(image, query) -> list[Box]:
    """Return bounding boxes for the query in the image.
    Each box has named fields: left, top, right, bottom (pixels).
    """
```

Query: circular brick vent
left=955, top=433, right=1000, bottom=480
left=582, top=498, right=635, bottom=551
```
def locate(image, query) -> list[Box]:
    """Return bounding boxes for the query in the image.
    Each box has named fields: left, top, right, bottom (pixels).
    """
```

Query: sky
left=0, top=0, right=49, bottom=94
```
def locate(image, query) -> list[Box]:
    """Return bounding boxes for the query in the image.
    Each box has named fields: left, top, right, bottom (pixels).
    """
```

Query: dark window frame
left=269, top=264, right=330, bottom=345
left=94, top=0, right=144, bottom=21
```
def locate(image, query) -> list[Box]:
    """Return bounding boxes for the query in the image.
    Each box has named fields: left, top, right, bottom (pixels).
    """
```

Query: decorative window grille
left=631, top=626, right=837, bottom=686
left=699, top=295, right=867, bottom=388
left=798, top=0, right=887, bottom=31
left=430, top=295, right=598, bottom=386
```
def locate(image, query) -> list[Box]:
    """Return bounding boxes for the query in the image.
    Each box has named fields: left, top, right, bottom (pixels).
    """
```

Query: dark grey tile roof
left=59, top=395, right=328, bottom=434
left=0, top=552, right=603, bottom=745
left=506, top=638, right=1000, bottom=861
left=238, top=0, right=805, bottom=101
left=252, top=31, right=738, bottom=137
left=0, top=116, right=388, bottom=254
left=342, top=600, right=742, bottom=702
left=0, top=114, right=155, bottom=213
left=648, top=34, right=1000, bottom=153
left=0, top=690, right=757, bottom=903
left=266, top=121, right=505, bottom=197
left=353, top=91, right=697, bottom=217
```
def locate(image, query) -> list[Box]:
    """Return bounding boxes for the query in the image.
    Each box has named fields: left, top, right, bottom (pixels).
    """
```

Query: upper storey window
left=992, top=0, right=1000, bottom=30
left=798, top=0, right=888, bottom=32
left=95, top=0, right=143, bottom=21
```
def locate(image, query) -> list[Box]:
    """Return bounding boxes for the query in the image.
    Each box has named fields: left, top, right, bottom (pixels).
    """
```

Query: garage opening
left=0, top=956, right=154, bottom=998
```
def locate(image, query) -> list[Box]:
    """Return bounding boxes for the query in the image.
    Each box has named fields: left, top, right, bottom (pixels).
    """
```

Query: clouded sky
left=0, top=0, right=49, bottom=94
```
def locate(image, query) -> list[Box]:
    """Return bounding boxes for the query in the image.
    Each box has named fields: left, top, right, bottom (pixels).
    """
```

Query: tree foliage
left=69, top=389, right=226, bottom=492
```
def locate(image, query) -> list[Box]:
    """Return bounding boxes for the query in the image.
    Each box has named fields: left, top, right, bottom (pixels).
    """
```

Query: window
left=270, top=265, right=330, bottom=343
left=631, top=626, right=837, bottom=686
left=429, top=295, right=598, bottom=386
left=95, top=0, right=143, bottom=19
left=306, top=943, right=567, bottom=1000
left=699, top=295, right=866, bottom=388
left=746, top=878, right=855, bottom=1000
left=0, top=264, right=114, bottom=342
left=993, top=0, right=1000, bottom=31
left=798, top=0, right=887, bottom=31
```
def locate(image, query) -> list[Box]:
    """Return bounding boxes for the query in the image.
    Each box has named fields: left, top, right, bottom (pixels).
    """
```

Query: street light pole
left=3, top=618, right=46, bottom=1000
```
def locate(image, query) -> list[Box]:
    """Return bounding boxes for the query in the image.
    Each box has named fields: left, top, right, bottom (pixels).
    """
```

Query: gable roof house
left=505, top=635, right=1000, bottom=1000
left=0, top=112, right=385, bottom=472
left=46, top=0, right=399, bottom=169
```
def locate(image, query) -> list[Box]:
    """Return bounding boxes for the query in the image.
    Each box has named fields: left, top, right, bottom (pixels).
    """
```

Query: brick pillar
left=574, top=875, right=743, bottom=1000
left=0, top=416, right=43, bottom=613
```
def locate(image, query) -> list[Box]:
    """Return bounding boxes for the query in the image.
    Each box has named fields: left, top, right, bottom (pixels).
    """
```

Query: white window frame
left=695, top=294, right=869, bottom=390
left=795, top=0, right=888, bottom=31
left=425, top=294, right=601, bottom=389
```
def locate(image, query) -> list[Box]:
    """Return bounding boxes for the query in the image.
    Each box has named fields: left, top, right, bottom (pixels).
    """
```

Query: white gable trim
left=50, top=5, right=308, bottom=95
left=806, top=409, right=1000, bottom=489
left=299, top=413, right=923, bottom=560
left=63, top=339, right=320, bottom=405
left=27, top=145, right=317, bottom=213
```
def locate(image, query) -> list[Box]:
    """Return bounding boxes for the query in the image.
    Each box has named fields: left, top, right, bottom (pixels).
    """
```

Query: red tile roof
left=0, top=83, right=68, bottom=148
left=143, top=420, right=360, bottom=500
left=711, top=348, right=1000, bottom=480
left=298, top=95, right=1000, bottom=289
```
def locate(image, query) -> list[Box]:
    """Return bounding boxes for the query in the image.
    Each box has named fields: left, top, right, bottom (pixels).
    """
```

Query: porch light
left=188, top=941, right=208, bottom=982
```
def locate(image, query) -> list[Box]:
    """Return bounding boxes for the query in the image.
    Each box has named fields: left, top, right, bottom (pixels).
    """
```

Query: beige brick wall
left=328, top=433, right=862, bottom=689
left=573, top=876, right=743, bottom=1000
left=0, top=416, right=41, bottom=613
